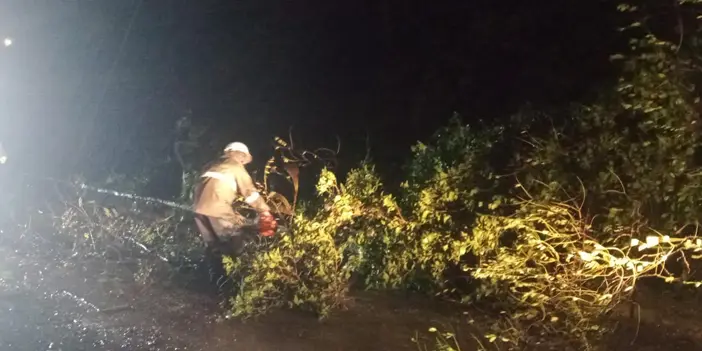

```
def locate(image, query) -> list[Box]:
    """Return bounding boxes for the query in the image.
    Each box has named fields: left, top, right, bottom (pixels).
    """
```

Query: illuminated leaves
left=316, top=168, right=339, bottom=196
left=215, top=7, right=702, bottom=345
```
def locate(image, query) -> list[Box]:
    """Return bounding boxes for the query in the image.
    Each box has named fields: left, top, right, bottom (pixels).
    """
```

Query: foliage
left=414, top=326, right=464, bottom=351
left=32, top=2, right=702, bottom=350
left=172, top=114, right=209, bottom=202
left=225, top=167, right=401, bottom=318
left=53, top=189, right=204, bottom=285
left=50, top=30, right=702, bottom=347
left=516, top=1, right=702, bottom=238
left=224, top=203, right=352, bottom=318
left=226, top=128, right=507, bottom=319
left=218, top=2, right=702, bottom=349
left=467, top=193, right=702, bottom=349
left=401, top=114, right=505, bottom=223
left=454, top=2, right=702, bottom=348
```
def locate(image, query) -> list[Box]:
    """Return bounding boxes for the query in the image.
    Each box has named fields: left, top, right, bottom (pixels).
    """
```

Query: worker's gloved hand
left=258, top=211, right=278, bottom=237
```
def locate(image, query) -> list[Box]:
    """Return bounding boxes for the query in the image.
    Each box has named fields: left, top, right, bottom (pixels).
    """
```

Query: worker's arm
left=231, top=163, right=277, bottom=237
left=232, top=164, right=271, bottom=214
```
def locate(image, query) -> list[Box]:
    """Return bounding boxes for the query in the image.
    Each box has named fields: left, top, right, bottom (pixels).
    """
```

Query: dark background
left=0, top=0, right=623, bottom=196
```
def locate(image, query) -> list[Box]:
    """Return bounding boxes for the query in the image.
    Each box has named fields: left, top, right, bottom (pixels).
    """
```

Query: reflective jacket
left=192, top=156, right=270, bottom=224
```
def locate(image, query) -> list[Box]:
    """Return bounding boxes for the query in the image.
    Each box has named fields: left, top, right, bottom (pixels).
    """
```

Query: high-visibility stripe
left=202, top=171, right=237, bottom=192
left=245, top=192, right=261, bottom=205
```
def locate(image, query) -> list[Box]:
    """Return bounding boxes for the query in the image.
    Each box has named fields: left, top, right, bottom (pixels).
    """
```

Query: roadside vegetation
left=11, top=1, right=702, bottom=350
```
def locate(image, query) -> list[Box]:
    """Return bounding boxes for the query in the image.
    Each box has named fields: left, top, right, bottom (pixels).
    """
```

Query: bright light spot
left=0, top=156, right=6, bottom=164
left=578, top=251, right=593, bottom=262
left=3, top=38, right=11, bottom=47
left=645, top=235, right=659, bottom=247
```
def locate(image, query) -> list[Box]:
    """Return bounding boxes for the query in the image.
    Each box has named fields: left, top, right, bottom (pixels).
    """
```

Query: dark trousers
left=194, top=213, right=256, bottom=290
left=194, top=213, right=258, bottom=254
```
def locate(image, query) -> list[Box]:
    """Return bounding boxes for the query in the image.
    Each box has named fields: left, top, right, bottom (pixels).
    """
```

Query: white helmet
left=224, top=141, right=250, bottom=154
left=223, top=141, right=253, bottom=164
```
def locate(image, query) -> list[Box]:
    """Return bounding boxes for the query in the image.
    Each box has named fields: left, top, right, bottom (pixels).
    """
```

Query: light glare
left=3, top=38, right=12, bottom=47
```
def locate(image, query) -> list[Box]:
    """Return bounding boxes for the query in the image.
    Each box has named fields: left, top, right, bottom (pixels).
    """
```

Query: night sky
left=0, top=0, right=622, bottom=192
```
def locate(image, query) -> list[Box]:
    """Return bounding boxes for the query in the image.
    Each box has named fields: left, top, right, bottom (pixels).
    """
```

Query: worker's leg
left=216, top=228, right=245, bottom=257
left=194, top=214, right=220, bottom=248
left=194, top=214, right=228, bottom=287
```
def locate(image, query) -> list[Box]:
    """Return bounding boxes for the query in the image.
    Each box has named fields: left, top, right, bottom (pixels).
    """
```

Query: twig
left=674, top=0, right=684, bottom=53
left=630, top=302, right=641, bottom=345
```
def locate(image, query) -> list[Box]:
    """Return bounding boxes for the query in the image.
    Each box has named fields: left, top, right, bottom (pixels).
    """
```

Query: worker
left=192, top=142, right=278, bottom=285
